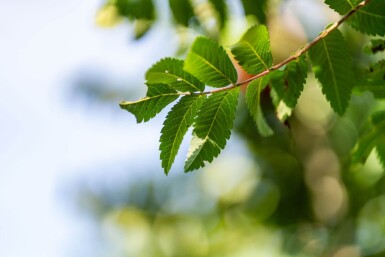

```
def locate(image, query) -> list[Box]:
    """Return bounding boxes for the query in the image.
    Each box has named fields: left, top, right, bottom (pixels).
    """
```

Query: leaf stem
left=188, top=0, right=368, bottom=96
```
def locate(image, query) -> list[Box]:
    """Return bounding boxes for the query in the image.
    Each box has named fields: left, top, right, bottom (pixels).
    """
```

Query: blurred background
left=1, top=0, right=384, bottom=257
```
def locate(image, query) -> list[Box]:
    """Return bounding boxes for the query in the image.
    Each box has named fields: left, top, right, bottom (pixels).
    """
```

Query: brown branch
left=188, top=0, right=368, bottom=96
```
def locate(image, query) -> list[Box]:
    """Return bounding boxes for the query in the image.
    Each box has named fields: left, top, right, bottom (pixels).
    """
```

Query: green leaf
left=356, top=60, right=385, bottom=98
left=240, top=0, right=268, bottom=24
left=308, top=29, right=354, bottom=115
left=376, top=139, right=385, bottom=168
left=184, top=36, right=238, bottom=87
left=348, top=0, right=385, bottom=36
left=352, top=111, right=385, bottom=163
left=160, top=95, right=206, bottom=174
left=120, top=84, right=179, bottom=122
left=231, top=25, right=273, bottom=75
left=324, top=0, right=358, bottom=15
left=169, top=0, right=196, bottom=27
left=246, top=76, right=273, bottom=136
left=208, top=0, right=227, bottom=28
left=270, top=55, right=308, bottom=108
left=184, top=88, right=240, bottom=171
left=146, top=58, right=205, bottom=92
left=113, top=0, right=155, bottom=39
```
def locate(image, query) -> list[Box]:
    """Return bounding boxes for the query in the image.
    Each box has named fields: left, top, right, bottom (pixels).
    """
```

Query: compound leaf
left=231, top=25, right=273, bottom=75
left=246, top=76, right=273, bottom=136
left=146, top=58, right=205, bottom=92
left=184, top=36, right=238, bottom=88
left=120, top=84, right=179, bottom=122
left=270, top=55, right=308, bottom=108
left=160, top=95, right=206, bottom=174
left=184, top=88, right=240, bottom=171
left=308, top=29, right=354, bottom=115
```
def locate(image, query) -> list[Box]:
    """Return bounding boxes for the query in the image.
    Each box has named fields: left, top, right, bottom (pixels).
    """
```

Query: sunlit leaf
left=308, top=29, right=354, bottom=115
left=184, top=36, right=238, bottom=88
left=231, top=25, right=273, bottom=75
left=184, top=88, right=240, bottom=171
left=160, top=95, right=206, bottom=174
left=120, top=84, right=179, bottom=122
left=146, top=58, right=205, bottom=92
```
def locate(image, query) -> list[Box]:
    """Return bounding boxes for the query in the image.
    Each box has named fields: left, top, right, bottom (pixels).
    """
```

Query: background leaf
left=231, top=25, right=273, bottom=75
left=356, top=60, right=385, bottom=98
left=376, top=139, right=385, bottom=169
left=120, top=84, right=179, bottom=122
left=184, top=88, right=240, bottom=171
left=169, top=0, right=196, bottom=27
left=308, top=29, right=354, bottom=115
left=184, top=36, right=238, bottom=87
left=270, top=55, right=308, bottom=108
left=324, top=0, right=358, bottom=15
left=246, top=76, right=273, bottom=136
left=146, top=58, right=205, bottom=92
left=160, top=95, right=206, bottom=174
left=353, top=111, right=385, bottom=163
left=240, top=0, right=268, bottom=24
left=208, top=0, right=227, bottom=28
left=363, top=39, right=385, bottom=55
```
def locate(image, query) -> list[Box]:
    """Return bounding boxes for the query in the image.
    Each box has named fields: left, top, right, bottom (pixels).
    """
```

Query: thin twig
left=187, top=0, right=368, bottom=96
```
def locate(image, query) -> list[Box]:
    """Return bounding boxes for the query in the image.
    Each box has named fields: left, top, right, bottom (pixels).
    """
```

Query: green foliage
left=376, top=140, right=385, bottom=168
left=325, top=0, right=385, bottom=36
left=160, top=95, right=206, bottom=174
left=168, top=0, right=195, bottom=27
left=348, top=0, right=385, bottom=36
left=357, top=60, right=385, bottom=98
left=120, top=84, right=179, bottom=122
left=324, top=0, right=358, bottom=15
left=185, top=88, right=240, bottom=171
left=184, top=37, right=238, bottom=87
left=146, top=58, right=204, bottom=92
left=353, top=111, right=385, bottom=164
left=246, top=76, right=273, bottom=136
left=119, top=0, right=385, bottom=174
left=115, top=0, right=155, bottom=20
left=231, top=25, right=273, bottom=75
left=240, top=0, right=268, bottom=24
left=270, top=55, right=308, bottom=108
left=308, top=29, right=354, bottom=115
left=208, top=0, right=227, bottom=28
left=363, top=39, right=385, bottom=55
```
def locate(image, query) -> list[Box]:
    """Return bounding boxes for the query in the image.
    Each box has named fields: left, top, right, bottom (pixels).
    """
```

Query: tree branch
left=190, top=0, right=369, bottom=96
